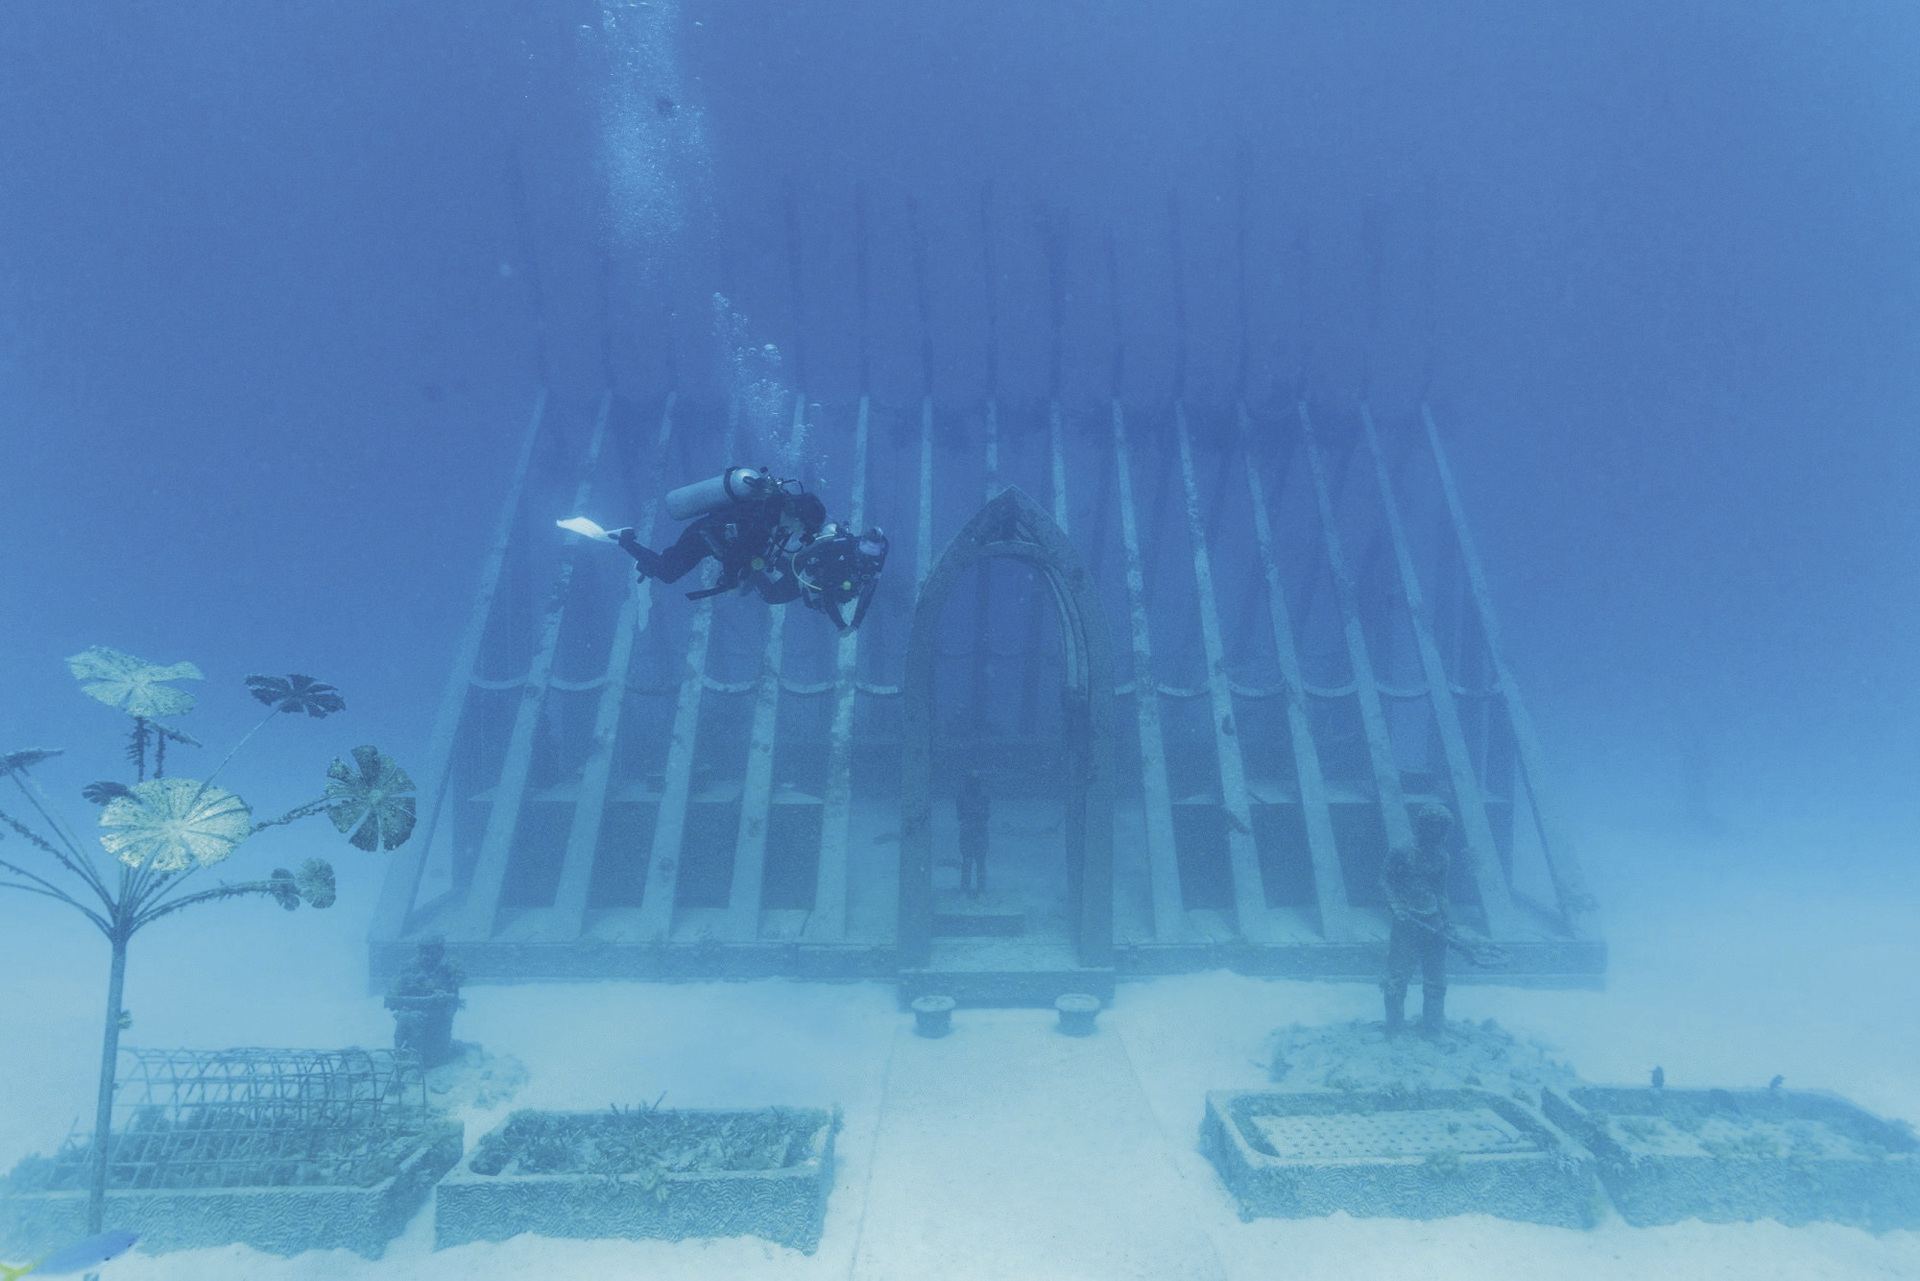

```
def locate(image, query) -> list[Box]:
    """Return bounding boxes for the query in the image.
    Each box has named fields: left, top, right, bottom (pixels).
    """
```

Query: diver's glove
left=604, top=527, right=660, bottom=580
left=627, top=543, right=664, bottom=581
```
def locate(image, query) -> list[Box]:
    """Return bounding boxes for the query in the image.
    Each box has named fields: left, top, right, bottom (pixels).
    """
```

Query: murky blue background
left=2, top=0, right=1915, bottom=855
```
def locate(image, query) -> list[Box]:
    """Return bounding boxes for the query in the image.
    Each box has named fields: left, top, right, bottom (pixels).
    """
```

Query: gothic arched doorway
left=899, top=487, right=1116, bottom=971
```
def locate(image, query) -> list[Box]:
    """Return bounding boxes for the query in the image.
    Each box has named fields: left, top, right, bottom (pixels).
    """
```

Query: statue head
left=1413, top=804, right=1455, bottom=843
left=414, top=934, right=447, bottom=969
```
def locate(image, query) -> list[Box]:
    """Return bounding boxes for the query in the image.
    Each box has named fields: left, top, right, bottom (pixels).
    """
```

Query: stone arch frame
left=899, top=486, right=1117, bottom=970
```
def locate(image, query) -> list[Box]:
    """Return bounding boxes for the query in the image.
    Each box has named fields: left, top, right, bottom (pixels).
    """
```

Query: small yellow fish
left=1, top=1230, right=138, bottom=1279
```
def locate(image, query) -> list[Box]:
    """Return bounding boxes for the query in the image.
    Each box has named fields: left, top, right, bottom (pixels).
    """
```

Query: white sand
left=2, top=823, right=1917, bottom=1280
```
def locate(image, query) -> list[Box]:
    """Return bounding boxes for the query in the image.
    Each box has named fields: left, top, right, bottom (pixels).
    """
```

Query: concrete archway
left=899, top=487, right=1116, bottom=970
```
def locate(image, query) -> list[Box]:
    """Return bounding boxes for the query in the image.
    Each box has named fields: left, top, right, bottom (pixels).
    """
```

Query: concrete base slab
left=852, top=1013, right=1227, bottom=1281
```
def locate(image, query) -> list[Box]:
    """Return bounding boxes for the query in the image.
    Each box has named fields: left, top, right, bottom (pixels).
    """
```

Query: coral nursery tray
left=1543, top=1086, right=1920, bottom=1231
left=0, top=1120, right=462, bottom=1260
left=1202, top=1088, right=1597, bottom=1228
left=435, top=1106, right=837, bottom=1254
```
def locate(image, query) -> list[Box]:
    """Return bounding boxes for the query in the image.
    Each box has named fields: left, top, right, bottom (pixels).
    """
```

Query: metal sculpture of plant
left=269, top=858, right=338, bottom=911
left=295, top=857, right=337, bottom=908
left=0, top=648, right=414, bottom=1236
left=326, top=746, right=416, bottom=852
left=97, top=779, right=252, bottom=872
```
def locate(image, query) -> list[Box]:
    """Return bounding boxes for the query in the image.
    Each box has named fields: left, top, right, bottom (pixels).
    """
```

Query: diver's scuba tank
left=664, top=467, right=779, bottom=522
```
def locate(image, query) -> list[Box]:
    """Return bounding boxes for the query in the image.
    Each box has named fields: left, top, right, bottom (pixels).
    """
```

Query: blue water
left=1, top=2, right=1917, bottom=1274
left=4, top=3, right=1915, bottom=821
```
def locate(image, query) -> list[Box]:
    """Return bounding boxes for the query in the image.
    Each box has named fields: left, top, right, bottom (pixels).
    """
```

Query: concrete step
left=899, top=938, right=1114, bottom=1007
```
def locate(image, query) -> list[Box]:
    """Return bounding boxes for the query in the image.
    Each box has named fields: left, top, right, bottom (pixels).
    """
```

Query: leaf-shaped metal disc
left=83, top=780, right=137, bottom=806
left=324, top=746, right=416, bottom=851
left=296, top=857, right=337, bottom=908
left=66, top=647, right=203, bottom=719
left=268, top=869, right=300, bottom=910
left=98, top=778, right=252, bottom=871
left=245, top=674, right=347, bottom=719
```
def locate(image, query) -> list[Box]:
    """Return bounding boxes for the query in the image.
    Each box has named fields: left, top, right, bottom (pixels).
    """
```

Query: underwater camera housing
left=793, top=526, right=889, bottom=631
left=664, top=466, right=795, bottom=522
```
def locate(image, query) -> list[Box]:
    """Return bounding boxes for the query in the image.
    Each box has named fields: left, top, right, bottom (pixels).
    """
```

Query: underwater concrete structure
left=368, top=210, right=1605, bottom=1003
left=367, top=398, right=1603, bottom=1000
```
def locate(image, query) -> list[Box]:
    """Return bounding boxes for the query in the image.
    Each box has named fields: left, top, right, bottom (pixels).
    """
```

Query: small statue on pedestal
left=385, top=935, right=465, bottom=1069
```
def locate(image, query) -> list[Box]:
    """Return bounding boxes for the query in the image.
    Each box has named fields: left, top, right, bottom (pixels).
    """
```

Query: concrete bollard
left=1054, top=993, right=1101, bottom=1036
left=911, top=994, right=956, bottom=1038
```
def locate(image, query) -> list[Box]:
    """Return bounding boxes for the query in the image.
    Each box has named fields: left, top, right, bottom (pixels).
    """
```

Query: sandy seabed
left=1, top=822, right=1916, bottom=1281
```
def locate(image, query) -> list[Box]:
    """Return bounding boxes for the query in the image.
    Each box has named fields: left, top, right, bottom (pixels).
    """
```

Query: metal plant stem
left=87, top=923, right=129, bottom=1234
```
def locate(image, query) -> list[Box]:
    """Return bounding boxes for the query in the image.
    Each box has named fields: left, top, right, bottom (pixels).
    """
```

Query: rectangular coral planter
left=1202, top=1088, right=1597, bottom=1228
left=0, top=1120, right=462, bottom=1260
left=1543, top=1085, right=1920, bottom=1231
left=435, top=1107, right=836, bottom=1255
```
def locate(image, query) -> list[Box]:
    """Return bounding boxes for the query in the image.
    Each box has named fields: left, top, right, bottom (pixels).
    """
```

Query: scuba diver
left=560, top=466, right=888, bottom=632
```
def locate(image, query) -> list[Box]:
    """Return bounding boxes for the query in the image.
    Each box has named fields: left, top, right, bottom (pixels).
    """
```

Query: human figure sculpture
left=957, top=769, right=990, bottom=898
left=1381, top=803, right=1504, bottom=1038
left=385, top=936, right=465, bottom=1068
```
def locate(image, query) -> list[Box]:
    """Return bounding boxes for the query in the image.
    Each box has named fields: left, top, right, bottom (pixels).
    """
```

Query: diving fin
left=557, top=516, right=623, bottom=542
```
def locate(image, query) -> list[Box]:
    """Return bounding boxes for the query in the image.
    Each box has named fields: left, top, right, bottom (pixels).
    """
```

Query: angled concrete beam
left=1421, top=404, right=1598, bottom=939
left=452, top=392, right=613, bottom=941
left=1357, top=403, right=1519, bottom=938
left=726, top=393, right=810, bottom=939
left=550, top=394, right=677, bottom=936
left=917, top=394, right=935, bottom=589
left=985, top=397, right=1000, bottom=492
left=1112, top=400, right=1186, bottom=943
left=635, top=402, right=738, bottom=942
left=1174, top=403, right=1273, bottom=943
left=1297, top=403, right=1416, bottom=861
left=726, top=605, right=786, bottom=939
left=371, top=391, right=547, bottom=942
left=1049, top=399, right=1071, bottom=533
left=970, top=398, right=999, bottom=724
left=805, top=393, right=871, bottom=943
left=1237, top=403, right=1351, bottom=940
